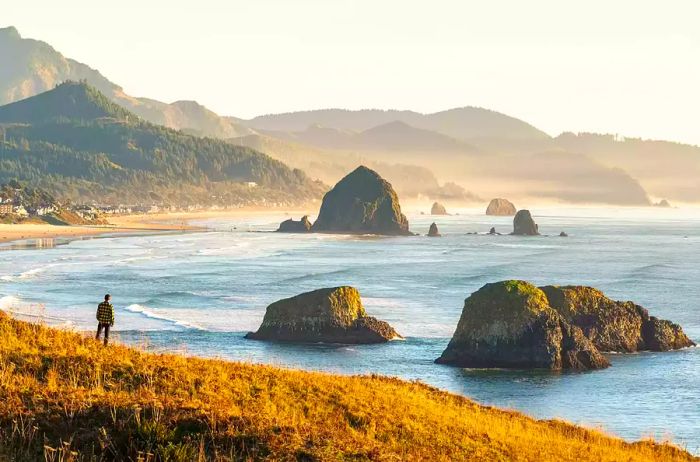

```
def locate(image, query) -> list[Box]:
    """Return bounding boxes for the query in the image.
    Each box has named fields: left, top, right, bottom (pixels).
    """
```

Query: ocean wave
left=1, top=264, right=57, bottom=282
left=124, top=304, right=207, bottom=331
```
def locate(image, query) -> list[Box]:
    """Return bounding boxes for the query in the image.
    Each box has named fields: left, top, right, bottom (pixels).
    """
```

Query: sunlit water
left=1, top=207, right=699, bottom=453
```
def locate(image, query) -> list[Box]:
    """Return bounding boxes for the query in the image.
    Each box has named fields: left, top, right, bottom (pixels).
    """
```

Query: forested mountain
left=0, top=26, right=251, bottom=138
left=0, top=82, right=324, bottom=205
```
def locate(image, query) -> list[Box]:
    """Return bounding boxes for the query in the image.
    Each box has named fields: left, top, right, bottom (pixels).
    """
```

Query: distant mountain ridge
left=0, top=26, right=252, bottom=138
left=242, top=107, right=550, bottom=142
left=0, top=82, right=323, bottom=205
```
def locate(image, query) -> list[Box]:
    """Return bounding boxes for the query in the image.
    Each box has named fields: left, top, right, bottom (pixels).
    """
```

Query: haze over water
left=1, top=208, right=699, bottom=453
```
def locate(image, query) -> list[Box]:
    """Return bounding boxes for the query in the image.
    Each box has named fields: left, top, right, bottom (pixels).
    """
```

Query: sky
left=4, top=0, right=700, bottom=144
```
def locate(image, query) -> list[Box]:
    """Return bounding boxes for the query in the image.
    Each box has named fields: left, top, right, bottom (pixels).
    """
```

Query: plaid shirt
left=96, top=301, right=114, bottom=324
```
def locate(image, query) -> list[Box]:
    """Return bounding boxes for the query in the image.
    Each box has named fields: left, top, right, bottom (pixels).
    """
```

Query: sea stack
left=431, top=202, right=448, bottom=215
left=277, top=215, right=312, bottom=232
left=436, top=281, right=609, bottom=370
left=512, top=210, right=539, bottom=235
left=311, top=166, right=411, bottom=235
left=436, top=281, right=695, bottom=370
left=245, top=286, right=402, bottom=344
left=540, top=285, right=695, bottom=352
left=486, top=198, right=516, bottom=216
left=428, top=222, right=441, bottom=237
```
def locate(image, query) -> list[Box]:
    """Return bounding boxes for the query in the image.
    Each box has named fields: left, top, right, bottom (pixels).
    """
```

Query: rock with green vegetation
left=245, top=286, right=402, bottom=344
left=436, top=281, right=609, bottom=370
left=311, top=166, right=410, bottom=235
left=277, top=215, right=312, bottom=232
left=541, top=285, right=695, bottom=352
left=431, top=202, right=448, bottom=215
left=486, top=198, right=516, bottom=216
left=512, top=210, right=539, bottom=235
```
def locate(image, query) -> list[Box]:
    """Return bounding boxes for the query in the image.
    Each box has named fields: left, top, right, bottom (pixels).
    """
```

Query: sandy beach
left=0, top=208, right=311, bottom=245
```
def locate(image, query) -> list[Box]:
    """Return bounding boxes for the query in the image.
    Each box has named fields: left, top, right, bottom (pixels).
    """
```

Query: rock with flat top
left=245, top=286, right=402, bottom=344
left=277, top=215, right=312, bottom=232
left=436, top=281, right=609, bottom=370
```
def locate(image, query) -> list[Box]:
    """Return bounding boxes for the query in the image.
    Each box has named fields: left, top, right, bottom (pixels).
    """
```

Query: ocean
left=1, top=207, right=699, bottom=453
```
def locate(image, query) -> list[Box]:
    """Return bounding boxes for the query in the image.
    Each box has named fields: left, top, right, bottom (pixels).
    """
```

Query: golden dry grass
left=0, top=310, right=695, bottom=461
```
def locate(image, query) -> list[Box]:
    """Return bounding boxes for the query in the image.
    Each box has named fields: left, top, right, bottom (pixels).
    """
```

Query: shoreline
left=0, top=207, right=312, bottom=245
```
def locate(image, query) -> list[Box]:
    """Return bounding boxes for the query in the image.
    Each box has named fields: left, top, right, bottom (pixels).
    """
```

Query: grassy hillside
left=0, top=82, right=324, bottom=205
left=0, top=311, right=694, bottom=461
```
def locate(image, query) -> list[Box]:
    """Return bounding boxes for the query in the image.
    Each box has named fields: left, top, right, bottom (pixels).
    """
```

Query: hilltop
left=0, top=310, right=694, bottom=461
left=0, top=26, right=251, bottom=138
left=0, top=82, right=324, bottom=205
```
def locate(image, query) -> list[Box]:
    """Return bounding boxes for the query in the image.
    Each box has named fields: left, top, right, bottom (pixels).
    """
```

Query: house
left=0, top=203, right=12, bottom=214
left=13, top=205, right=29, bottom=217
left=244, top=182, right=258, bottom=188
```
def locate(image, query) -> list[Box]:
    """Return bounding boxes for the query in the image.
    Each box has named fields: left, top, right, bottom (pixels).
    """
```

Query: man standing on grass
left=96, top=294, right=114, bottom=346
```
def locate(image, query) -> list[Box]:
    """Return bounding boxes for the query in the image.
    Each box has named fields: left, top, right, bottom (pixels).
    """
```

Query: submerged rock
left=428, top=222, right=441, bottom=237
left=311, top=166, right=411, bottom=235
left=431, top=202, right=448, bottom=215
left=541, top=285, right=695, bottom=352
left=436, top=281, right=609, bottom=370
left=488, top=227, right=498, bottom=235
left=559, top=231, right=568, bottom=237
left=512, top=210, right=539, bottom=235
left=245, top=286, right=401, bottom=344
left=486, top=198, right=516, bottom=216
left=277, top=215, right=312, bottom=232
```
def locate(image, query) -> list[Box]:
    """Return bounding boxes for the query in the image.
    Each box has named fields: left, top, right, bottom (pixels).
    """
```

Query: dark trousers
left=96, top=322, right=111, bottom=345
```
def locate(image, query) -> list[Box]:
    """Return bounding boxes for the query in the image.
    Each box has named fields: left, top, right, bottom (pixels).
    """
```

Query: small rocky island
left=436, top=281, right=694, bottom=370
left=486, top=198, right=516, bottom=216
left=512, top=210, right=539, bottom=235
left=431, top=202, right=448, bottom=215
left=428, top=222, right=441, bottom=237
left=277, top=215, right=312, bottom=232
left=308, top=166, right=411, bottom=235
left=245, top=286, right=402, bottom=344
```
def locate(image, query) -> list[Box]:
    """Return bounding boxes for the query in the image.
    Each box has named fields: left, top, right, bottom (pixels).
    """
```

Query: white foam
left=124, top=304, right=207, bottom=331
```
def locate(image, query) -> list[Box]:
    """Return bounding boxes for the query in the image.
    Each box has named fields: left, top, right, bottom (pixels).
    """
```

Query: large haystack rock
left=311, top=166, right=410, bottom=235
left=245, top=286, right=402, bottom=344
left=428, top=222, right=441, bottom=237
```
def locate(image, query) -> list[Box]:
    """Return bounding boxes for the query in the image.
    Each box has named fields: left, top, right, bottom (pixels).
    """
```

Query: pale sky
left=4, top=1, right=700, bottom=144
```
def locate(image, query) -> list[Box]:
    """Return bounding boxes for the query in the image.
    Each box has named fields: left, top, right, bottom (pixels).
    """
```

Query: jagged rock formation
left=488, top=227, right=497, bottom=235
left=437, top=281, right=694, bottom=370
left=559, top=231, right=569, bottom=237
left=311, top=166, right=411, bottom=235
left=431, top=202, right=448, bottom=215
left=512, top=210, right=539, bottom=235
left=277, top=216, right=312, bottom=232
left=486, top=198, right=516, bottom=216
left=654, top=199, right=671, bottom=208
left=541, top=285, right=695, bottom=352
left=428, top=222, right=441, bottom=237
left=245, top=286, right=401, bottom=344
left=436, top=281, right=609, bottom=370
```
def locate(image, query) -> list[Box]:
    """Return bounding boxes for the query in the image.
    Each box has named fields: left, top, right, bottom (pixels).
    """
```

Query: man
left=96, top=294, right=114, bottom=346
